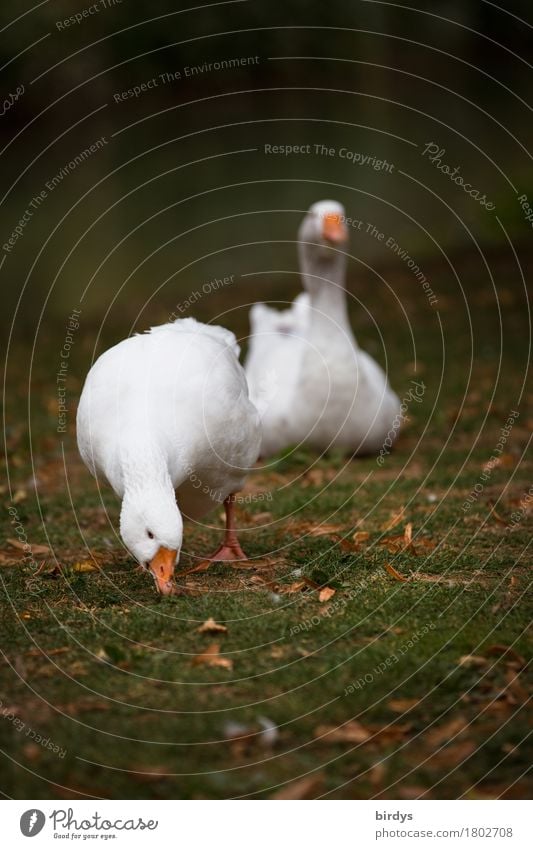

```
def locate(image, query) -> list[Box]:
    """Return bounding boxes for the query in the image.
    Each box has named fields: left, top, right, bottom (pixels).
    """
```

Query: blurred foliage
left=0, top=0, right=532, bottom=328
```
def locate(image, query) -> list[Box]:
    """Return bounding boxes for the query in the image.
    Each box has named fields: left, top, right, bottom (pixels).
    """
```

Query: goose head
left=297, top=200, right=349, bottom=295
left=298, top=199, right=348, bottom=252
left=120, top=487, right=183, bottom=595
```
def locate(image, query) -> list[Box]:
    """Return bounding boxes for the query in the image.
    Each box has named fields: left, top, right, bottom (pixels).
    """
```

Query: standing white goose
left=77, top=318, right=261, bottom=595
left=245, top=200, right=400, bottom=457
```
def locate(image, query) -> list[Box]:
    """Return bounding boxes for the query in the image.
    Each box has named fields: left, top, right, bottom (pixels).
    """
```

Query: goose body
left=77, top=318, right=261, bottom=593
left=245, top=201, right=400, bottom=457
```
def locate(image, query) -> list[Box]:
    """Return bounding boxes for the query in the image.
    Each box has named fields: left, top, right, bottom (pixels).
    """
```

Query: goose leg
left=207, top=495, right=247, bottom=562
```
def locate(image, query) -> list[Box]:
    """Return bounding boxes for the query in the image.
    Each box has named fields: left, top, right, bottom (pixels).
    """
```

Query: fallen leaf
left=353, top=531, right=370, bottom=544
left=318, top=586, right=336, bottom=603
left=271, top=773, right=324, bottom=800
left=7, top=538, right=50, bottom=556
left=484, top=645, right=525, bottom=667
left=270, top=646, right=286, bottom=659
left=175, top=560, right=212, bottom=577
left=404, top=523, right=413, bottom=546
left=72, top=561, right=98, bottom=573
left=308, top=523, right=344, bottom=537
left=388, top=698, right=420, bottom=713
left=0, top=704, right=23, bottom=717
left=279, top=581, right=308, bottom=594
left=426, top=740, right=476, bottom=768
left=367, top=722, right=413, bottom=743
left=381, top=507, right=405, bottom=531
left=488, top=502, right=508, bottom=525
left=384, top=562, right=408, bottom=582
left=398, top=785, right=427, bottom=799
left=192, top=642, right=233, bottom=670
left=369, top=761, right=387, bottom=787
left=313, top=720, right=371, bottom=744
left=197, top=617, right=228, bottom=635
left=425, top=717, right=467, bottom=746
left=26, top=647, right=70, bottom=658
left=459, top=654, right=487, bottom=667
left=501, top=669, right=529, bottom=704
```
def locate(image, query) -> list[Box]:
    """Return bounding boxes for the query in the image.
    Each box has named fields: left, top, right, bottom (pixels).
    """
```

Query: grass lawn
left=1, top=248, right=531, bottom=799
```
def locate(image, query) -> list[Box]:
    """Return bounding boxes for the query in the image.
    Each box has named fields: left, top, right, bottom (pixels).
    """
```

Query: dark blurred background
left=1, top=0, right=531, bottom=345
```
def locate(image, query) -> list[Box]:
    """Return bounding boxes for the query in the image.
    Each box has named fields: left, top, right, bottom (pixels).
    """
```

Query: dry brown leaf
left=270, top=646, right=287, bottom=659
left=458, top=655, right=487, bottom=667
left=484, top=645, right=525, bottom=667
left=313, top=720, right=371, bottom=744
left=271, top=773, right=324, bottom=800
left=427, top=740, right=476, bottom=769
left=384, top=562, right=408, bottom=582
left=175, top=560, right=212, bottom=577
left=380, top=532, right=435, bottom=556
left=197, top=617, right=228, bottom=635
left=381, top=507, right=405, bottom=531
left=26, top=647, right=70, bottom=658
left=388, top=698, right=420, bottom=713
left=369, top=761, right=387, bottom=787
left=7, top=538, right=50, bottom=556
left=502, top=669, right=529, bottom=704
left=308, top=523, right=344, bottom=537
left=425, top=717, right=467, bottom=746
left=367, top=722, right=412, bottom=743
left=353, top=530, right=370, bottom=544
left=414, top=537, right=437, bottom=551
left=318, top=586, right=336, bottom=603
left=404, top=523, right=413, bottom=545
left=488, top=502, right=508, bottom=525
left=192, top=642, right=233, bottom=670
left=279, top=581, right=308, bottom=594
left=72, top=561, right=98, bottom=573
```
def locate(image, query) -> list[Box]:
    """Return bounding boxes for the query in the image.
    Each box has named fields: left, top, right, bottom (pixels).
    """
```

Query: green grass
left=0, top=250, right=531, bottom=799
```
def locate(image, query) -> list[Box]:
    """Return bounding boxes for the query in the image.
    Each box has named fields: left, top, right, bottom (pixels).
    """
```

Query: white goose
left=245, top=200, right=400, bottom=457
left=77, top=318, right=261, bottom=595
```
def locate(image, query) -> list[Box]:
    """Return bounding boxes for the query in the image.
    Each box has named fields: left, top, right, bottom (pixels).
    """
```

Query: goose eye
left=147, top=530, right=154, bottom=539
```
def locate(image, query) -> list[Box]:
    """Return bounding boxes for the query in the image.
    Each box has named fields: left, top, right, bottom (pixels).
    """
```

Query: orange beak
left=149, top=547, right=177, bottom=595
left=322, top=213, right=347, bottom=244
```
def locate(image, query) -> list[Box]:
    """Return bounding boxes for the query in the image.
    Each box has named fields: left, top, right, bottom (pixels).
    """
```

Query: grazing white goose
left=245, top=200, right=400, bottom=457
left=77, top=318, right=261, bottom=595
